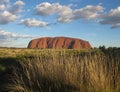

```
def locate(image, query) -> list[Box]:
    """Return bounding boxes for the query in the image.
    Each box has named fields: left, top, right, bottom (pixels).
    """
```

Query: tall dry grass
left=4, top=49, right=120, bottom=92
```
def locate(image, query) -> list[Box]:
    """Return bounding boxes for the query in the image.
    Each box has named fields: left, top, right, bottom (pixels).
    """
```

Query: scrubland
left=0, top=47, right=120, bottom=92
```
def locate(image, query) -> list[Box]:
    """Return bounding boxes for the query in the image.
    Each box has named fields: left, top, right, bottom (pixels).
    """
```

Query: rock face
left=28, top=37, right=92, bottom=49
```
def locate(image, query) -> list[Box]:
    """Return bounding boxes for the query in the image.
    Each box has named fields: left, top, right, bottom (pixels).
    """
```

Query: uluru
left=28, top=37, right=92, bottom=49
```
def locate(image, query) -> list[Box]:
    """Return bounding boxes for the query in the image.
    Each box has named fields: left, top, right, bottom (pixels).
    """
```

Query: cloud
left=99, top=7, right=120, bottom=28
left=9, top=0, right=25, bottom=14
left=0, top=11, right=18, bottom=24
left=0, top=4, right=5, bottom=10
left=20, top=18, right=49, bottom=27
left=35, top=2, right=73, bottom=17
left=112, top=23, right=120, bottom=28
left=14, top=0, right=25, bottom=6
left=35, top=2, right=120, bottom=29
left=74, top=5, right=103, bottom=19
left=0, top=0, right=9, bottom=4
left=0, top=0, right=25, bottom=25
left=58, top=5, right=104, bottom=23
left=0, top=30, right=33, bottom=40
left=57, top=5, right=73, bottom=23
left=35, top=2, right=104, bottom=23
left=0, top=29, right=34, bottom=47
left=35, top=2, right=63, bottom=16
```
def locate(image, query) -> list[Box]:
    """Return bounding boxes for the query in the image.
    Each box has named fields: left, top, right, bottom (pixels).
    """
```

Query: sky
left=0, top=0, right=120, bottom=48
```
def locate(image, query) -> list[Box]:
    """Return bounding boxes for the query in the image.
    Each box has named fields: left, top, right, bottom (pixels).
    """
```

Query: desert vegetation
left=0, top=47, right=120, bottom=92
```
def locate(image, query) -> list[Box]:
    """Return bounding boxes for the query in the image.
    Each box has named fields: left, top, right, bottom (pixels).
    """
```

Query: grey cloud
left=35, top=2, right=120, bottom=29
left=14, top=0, right=25, bottom=6
left=0, top=29, right=33, bottom=41
left=111, top=23, right=120, bottom=28
left=0, top=0, right=25, bottom=25
left=58, top=5, right=103, bottom=23
left=20, top=18, right=49, bottom=27
left=35, top=2, right=63, bottom=16
left=0, top=0, right=9, bottom=4
left=0, top=11, right=18, bottom=24
left=0, top=30, right=33, bottom=45
left=57, top=5, right=73, bottom=23
left=35, top=2, right=73, bottom=17
left=35, top=2, right=104, bottom=23
left=73, top=5, right=103, bottom=19
left=0, top=29, right=34, bottom=47
left=9, top=0, right=25, bottom=14
left=0, top=4, right=5, bottom=10
left=99, top=7, right=120, bottom=28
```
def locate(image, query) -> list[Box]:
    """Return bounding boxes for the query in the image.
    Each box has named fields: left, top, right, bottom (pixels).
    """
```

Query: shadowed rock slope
left=28, top=37, right=92, bottom=49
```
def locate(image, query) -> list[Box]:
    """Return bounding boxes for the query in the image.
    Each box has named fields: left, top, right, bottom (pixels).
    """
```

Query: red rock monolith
left=28, top=37, right=92, bottom=49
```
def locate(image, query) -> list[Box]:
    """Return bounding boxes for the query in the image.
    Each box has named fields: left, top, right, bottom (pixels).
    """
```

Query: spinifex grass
left=0, top=48, right=120, bottom=92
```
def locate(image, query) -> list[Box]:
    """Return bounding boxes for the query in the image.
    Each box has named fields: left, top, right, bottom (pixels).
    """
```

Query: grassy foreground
left=0, top=47, right=120, bottom=92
